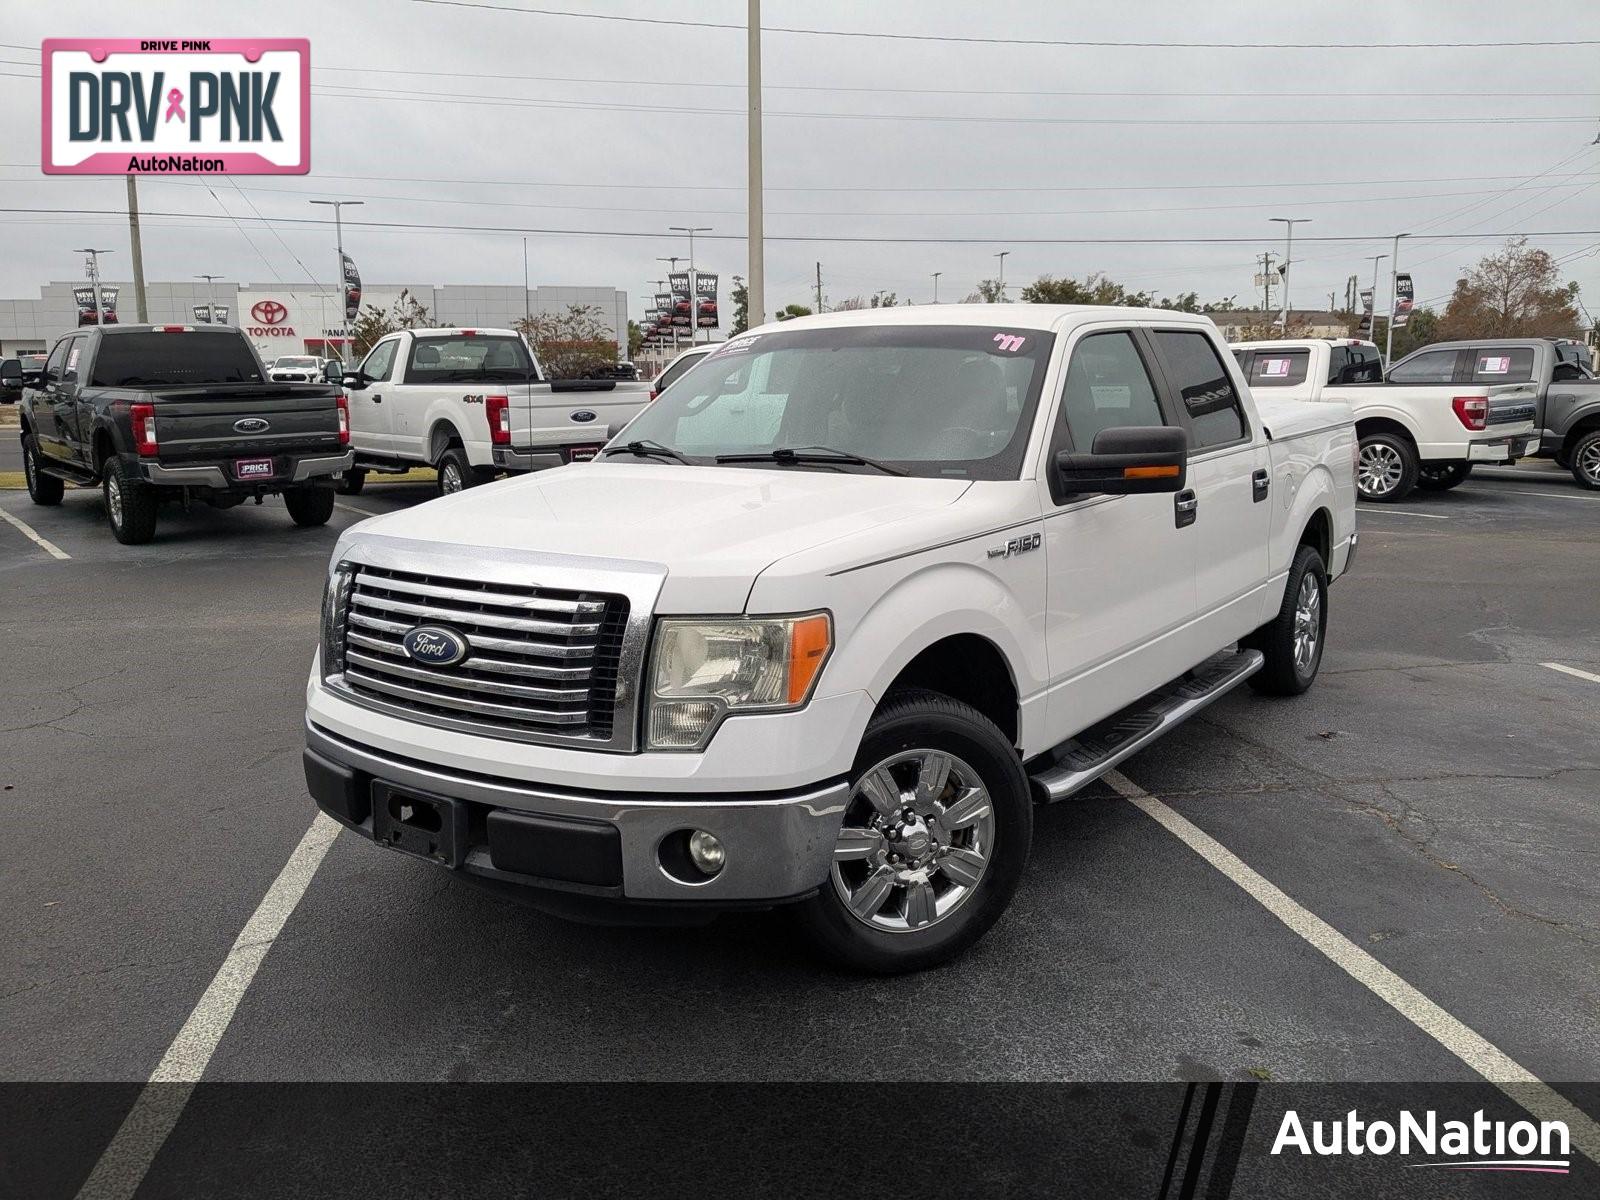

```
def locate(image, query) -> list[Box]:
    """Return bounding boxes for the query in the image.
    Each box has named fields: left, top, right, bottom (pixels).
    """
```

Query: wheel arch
left=1354, top=415, right=1419, bottom=449
left=882, top=633, right=1020, bottom=747
left=1560, top=412, right=1600, bottom=454
left=427, top=418, right=465, bottom=464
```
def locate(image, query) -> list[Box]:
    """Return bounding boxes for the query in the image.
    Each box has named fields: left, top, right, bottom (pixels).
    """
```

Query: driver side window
left=361, top=338, right=399, bottom=383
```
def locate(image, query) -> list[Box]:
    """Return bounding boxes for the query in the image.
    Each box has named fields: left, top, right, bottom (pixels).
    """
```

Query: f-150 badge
left=987, top=532, right=1041, bottom=559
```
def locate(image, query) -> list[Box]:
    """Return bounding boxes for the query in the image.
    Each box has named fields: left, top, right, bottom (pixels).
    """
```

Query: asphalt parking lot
left=2, top=464, right=1597, bottom=1108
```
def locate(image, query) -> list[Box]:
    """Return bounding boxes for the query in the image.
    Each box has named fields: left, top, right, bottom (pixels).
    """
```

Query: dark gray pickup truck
left=1386, top=337, right=1600, bottom=489
left=17, top=324, right=353, bottom=543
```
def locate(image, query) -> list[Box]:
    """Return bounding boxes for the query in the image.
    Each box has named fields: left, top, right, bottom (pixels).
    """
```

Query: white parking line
left=74, top=814, right=341, bottom=1200
left=1501, top=489, right=1600, bottom=504
left=0, top=504, right=71, bottom=559
left=1359, top=509, right=1450, bottom=520
left=1542, top=662, right=1600, bottom=686
left=334, top=500, right=381, bottom=519
left=1105, top=769, right=1600, bottom=1165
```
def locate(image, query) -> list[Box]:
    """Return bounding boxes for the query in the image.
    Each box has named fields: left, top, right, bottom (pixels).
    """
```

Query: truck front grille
left=332, top=565, right=630, bottom=745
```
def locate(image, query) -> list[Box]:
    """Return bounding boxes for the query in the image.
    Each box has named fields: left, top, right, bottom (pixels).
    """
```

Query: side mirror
left=341, top=372, right=367, bottom=391
left=0, top=365, right=20, bottom=384
left=323, top=362, right=346, bottom=383
left=1055, top=426, right=1188, bottom=495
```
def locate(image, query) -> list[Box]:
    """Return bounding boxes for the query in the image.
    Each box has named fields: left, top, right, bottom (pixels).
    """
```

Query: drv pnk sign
left=42, top=39, right=309, bottom=175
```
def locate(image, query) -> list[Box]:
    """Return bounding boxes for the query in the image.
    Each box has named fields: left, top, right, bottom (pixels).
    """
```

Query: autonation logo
left=1272, top=1108, right=1571, bottom=1175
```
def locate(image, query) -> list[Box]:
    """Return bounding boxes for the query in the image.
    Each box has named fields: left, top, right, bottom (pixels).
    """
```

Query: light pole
left=747, top=0, right=765, bottom=332
left=1362, top=254, right=1387, bottom=341
left=669, top=226, right=712, bottom=343
left=932, top=271, right=942, bottom=303
left=1269, top=217, right=1309, bottom=330
left=1385, top=233, right=1411, bottom=366
left=309, top=199, right=363, bottom=364
left=993, top=251, right=1010, bottom=300
left=196, top=274, right=223, bottom=323
left=522, top=237, right=531, bottom=328
left=75, top=248, right=112, bottom=325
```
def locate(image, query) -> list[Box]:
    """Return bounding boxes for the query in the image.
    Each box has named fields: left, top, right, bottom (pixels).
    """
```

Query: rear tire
left=22, top=434, right=64, bottom=505
left=794, top=688, right=1032, bottom=974
left=1416, top=461, right=1471, bottom=491
left=435, top=446, right=492, bottom=495
left=335, top=468, right=366, bottom=496
left=1356, top=431, right=1419, bottom=502
left=103, top=454, right=158, bottom=545
left=1569, top=430, right=1600, bottom=491
left=284, top=485, right=336, bottom=527
left=1244, top=543, right=1327, bottom=696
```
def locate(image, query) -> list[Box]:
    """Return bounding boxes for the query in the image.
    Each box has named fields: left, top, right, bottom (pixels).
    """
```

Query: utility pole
left=1269, top=217, right=1309, bottom=330
left=196, top=274, right=223, bottom=323
left=669, top=226, right=711, bottom=344
left=746, top=0, right=765, bottom=332
left=522, top=237, right=531, bottom=327
left=994, top=250, right=1010, bottom=300
left=931, top=271, right=942, bottom=304
left=126, top=177, right=148, bottom=322
left=309, top=199, right=363, bottom=364
left=75, top=248, right=112, bottom=325
left=815, top=262, right=823, bottom=313
left=1385, top=232, right=1410, bottom=366
left=1257, top=252, right=1277, bottom=312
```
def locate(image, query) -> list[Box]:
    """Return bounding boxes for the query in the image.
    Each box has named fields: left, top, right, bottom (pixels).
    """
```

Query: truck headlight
left=646, top=613, right=832, bottom=750
left=320, top=561, right=356, bottom=679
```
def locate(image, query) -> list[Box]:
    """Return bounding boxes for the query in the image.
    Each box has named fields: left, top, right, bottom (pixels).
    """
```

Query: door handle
left=371, top=394, right=382, bottom=404
left=1175, top=489, right=1198, bottom=529
left=1252, top=468, right=1270, bottom=502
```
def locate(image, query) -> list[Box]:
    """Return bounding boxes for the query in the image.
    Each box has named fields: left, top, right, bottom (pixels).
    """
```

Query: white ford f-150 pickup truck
left=338, top=328, right=650, bottom=496
left=1230, top=338, right=1538, bottom=501
left=305, top=306, right=1357, bottom=972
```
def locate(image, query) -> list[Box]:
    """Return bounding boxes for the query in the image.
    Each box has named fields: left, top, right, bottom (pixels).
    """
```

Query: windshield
left=90, top=331, right=264, bottom=388
left=614, top=325, right=1055, bottom=480
left=405, top=334, right=534, bottom=383
left=274, top=357, right=319, bottom=369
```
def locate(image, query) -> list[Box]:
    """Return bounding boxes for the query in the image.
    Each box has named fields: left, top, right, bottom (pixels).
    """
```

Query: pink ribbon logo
left=164, top=88, right=185, bottom=123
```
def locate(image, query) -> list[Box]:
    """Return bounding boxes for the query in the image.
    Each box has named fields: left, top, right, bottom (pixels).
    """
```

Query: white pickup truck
left=1231, top=338, right=1538, bottom=501
left=339, top=328, right=650, bottom=495
left=305, top=306, right=1357, bottom=972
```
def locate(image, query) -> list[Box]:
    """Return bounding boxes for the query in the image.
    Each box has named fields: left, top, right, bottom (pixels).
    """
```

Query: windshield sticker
left=1479, top=355, right=1510, bottom=374
left=1261, top=357, right=1291, bottom=377
left=1090, top=385, right=1133, bottom=410
left=716, top=335, right=761, bottom=355
left=992, top=333, right=1027, bottom=353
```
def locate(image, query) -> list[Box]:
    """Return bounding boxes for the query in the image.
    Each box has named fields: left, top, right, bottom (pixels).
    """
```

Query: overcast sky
left=2, top=0, right=1597, bottom=326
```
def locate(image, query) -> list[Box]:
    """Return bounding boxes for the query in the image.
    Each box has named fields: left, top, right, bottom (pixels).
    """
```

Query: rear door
left=1147, top=327, right=1272, bottom=641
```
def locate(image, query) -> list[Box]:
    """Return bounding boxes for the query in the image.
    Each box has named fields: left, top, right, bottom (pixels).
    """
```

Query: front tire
left=1416, top=461, right=1471, bottom=491
left=103, top=455, right=158, bottom=545
left=1244, top=543, right=1327, bottom=696
left=22, top=434, right=64, bottom=505
left=284, top=485, right=336, bottom=527
left=1569, top=430, right=1600, bottom=491
left=435, top=446, right=492, bottom=496
left=795, top=689, right=1032, bottom=974
left=1356, top=432, right=1419, bottom=502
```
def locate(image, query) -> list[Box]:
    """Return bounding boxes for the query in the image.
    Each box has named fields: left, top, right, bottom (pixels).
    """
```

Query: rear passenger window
left=1247, top=350, right=1309, bottom=386
left=1057, top=331, right=1165, bottom=451
left=1388, top=349, right=1456, bottom=383
left=1471, top=347, right=1535, bottom=383
left=1150, top=330, right=1248, bottom=449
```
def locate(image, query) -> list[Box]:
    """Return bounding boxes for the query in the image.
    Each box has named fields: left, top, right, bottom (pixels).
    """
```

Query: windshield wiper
left=601, top=438, right=693, bottom=464
left=714, top=445, right=908, bottom=477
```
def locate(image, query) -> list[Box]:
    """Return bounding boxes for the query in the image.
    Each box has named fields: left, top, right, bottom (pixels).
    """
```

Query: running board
left=1027, top=649, right=1264, bottom=803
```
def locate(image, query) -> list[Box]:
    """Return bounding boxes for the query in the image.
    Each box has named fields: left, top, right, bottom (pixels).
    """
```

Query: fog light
left=688, top=830, right=725, bottom=875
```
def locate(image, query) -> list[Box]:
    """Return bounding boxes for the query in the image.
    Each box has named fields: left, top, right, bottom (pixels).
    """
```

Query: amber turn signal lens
left=787, top=614, right=833, bottom=704
left=1123, top=464, right=1180, bottom=479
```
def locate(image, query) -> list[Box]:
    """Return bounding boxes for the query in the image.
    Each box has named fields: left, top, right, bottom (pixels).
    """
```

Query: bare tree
left=517, top=304, right=618, bottom=379
left=1438, top=238, right=1583, bottom=340
left=350, top=288, right=439, bottom=356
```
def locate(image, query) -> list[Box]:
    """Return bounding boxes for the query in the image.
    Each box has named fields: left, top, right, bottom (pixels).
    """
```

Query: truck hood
left=340, top=462, right=972, bottom=611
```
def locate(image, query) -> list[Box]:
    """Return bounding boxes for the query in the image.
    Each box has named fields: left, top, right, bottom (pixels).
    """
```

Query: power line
left=403, top=1, right=1600, bottom=48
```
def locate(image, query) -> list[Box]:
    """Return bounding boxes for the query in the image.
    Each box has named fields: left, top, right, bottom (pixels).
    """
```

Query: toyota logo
left=250, top=300, right=288, bottom=326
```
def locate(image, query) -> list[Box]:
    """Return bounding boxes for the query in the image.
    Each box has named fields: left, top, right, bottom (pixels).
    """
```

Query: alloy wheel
left=1578, top=439, right=1600, bottom=486
left=1292, top=572, right=1321, bottom=674
left=830, top=749, right=995, bottom=933
left=441, top=463, right=463, bottom=494
left=1357, top=443, right=1402, bottom=498
left=107, top=474, right=123, bottom=528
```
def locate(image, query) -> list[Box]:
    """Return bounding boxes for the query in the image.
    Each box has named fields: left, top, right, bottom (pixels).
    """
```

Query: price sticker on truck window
left=1261, top=357, right=1291, bottom=377
left=1090, top=385, right=1133, bottom=410
left=1479, top=356, right=1511, bottom=374
left=66, top=345, right=81, bottom=372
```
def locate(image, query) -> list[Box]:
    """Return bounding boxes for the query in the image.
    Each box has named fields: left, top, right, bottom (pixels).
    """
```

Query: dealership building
left=0, top=280, right=631, bottom=362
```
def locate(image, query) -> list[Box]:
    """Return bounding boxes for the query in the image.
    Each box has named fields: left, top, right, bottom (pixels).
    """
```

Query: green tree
left=517, top=304, right=617, bottom=379
left=1438, top=238, right=1583, bottom=340
left=775, top=303, right=813, bottom=321
left=730, top=275, right=749, bottom=334
left=349, top=288, right=438, bottom=356
left=627, top=320, right=645, bottom=359
left=962, top=278, right=1005, bottom=303
left=1380, top=306, right=1442, bottom=361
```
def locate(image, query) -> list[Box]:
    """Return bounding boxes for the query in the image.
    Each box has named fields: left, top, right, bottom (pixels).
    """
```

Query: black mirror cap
left=341, top=372, right=366, bottom=390
left=1055, top=425, right=1189, bottom=495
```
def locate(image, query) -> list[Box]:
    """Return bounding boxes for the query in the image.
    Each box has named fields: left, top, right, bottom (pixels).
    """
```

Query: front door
left=1040, top=325, right=1200, bottom=740
left=351, top=337, right=399, bottom=456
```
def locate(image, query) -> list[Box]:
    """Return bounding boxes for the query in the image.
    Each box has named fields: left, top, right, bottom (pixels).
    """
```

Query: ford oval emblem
left=570, top=410, right=597, bottom=423
left=401, top=625, right=469, bottom=668
left=235, top=417, right=270, bottom=434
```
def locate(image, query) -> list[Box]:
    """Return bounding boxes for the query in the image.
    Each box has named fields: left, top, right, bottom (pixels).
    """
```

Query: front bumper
left=143, top=450, right=354, bottom=489
left=304, top=721, right=849, bottom=904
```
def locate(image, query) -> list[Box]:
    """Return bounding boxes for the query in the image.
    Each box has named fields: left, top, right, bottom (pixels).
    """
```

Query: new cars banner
left=669, top=272, right=691, bottom=328
left=193, top=304, right=229, bottom=323
left=42, top=39, right=310, bottom=175
left=695, top=272, right=719, bottom=329
left=74, top=285, right=119, bottom=325
left=342, top=253, right=362, bottom=321
left=1392, top=274, right=1414, bottom=328
left=1356, top=288, right=1374, bottom=339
